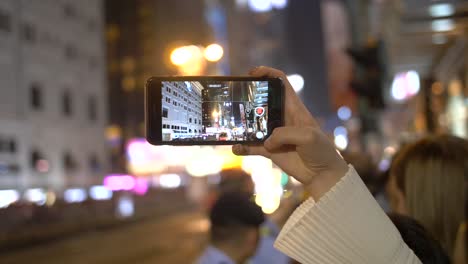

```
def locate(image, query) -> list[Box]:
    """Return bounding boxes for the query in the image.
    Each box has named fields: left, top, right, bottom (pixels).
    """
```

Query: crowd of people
left=196, top=66, right=467, bottom=264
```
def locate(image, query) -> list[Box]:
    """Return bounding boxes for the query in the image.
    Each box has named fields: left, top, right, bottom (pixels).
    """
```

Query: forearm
left=274, top=166, right=421, bottom=264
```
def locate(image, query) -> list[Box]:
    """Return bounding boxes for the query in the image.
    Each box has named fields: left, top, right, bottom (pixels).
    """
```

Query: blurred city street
left=0, top=0, right=467, bottom=263
left=0, top=211, right=208, bottom=264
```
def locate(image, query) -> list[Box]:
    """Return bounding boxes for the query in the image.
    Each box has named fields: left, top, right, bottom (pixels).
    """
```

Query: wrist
left=305, top=159, right=349, bottom=201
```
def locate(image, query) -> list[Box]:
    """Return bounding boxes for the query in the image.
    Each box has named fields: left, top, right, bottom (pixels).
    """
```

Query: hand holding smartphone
left=145, top=76, right=284, bottom=145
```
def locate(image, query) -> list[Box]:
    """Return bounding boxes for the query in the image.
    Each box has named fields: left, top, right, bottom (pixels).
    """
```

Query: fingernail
left=232, top=145, right=244, bottom=155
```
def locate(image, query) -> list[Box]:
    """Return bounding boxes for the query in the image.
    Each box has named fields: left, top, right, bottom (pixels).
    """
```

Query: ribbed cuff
left=274, top=166, right=421, bottom=264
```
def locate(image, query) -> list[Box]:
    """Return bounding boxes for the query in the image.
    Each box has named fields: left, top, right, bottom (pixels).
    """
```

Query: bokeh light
left=24, top=188, right=47, bottom=206
left=337, top=106, right=352, bottom=121
left=334, top=134, right=348, bottom=150
left=170, top=46, right=192, bottom=66
left=429, top=3, right=454, bottom=17
left=391, top=71, right=420, bottom=102
left=204, top=44, right=224, bottom=62
left=287, top=74, right=305, bottom=92
left=333, top=126, right=348, bottom=137
left=248, top=0, right=273, bottom=12
left=64, top=188, right=87, bottom=203
left=159, top=174, right=182, bottom=189
left=89, top=185, right=113, bottom=200
left=0, top=190, right=19, bottom=208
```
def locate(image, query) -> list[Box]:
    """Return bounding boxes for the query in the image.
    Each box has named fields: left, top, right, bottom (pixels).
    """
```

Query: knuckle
left=264, top=138, right=276, bottom=149
left=304, top=128, right=318, bottom=142
left=276, top=70, right=287, bottom=79
left=271, top=127, right=282, bottom=136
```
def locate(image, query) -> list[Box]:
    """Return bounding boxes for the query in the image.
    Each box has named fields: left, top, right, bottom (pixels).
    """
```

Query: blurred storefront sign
left=126, top=139, right=243, bottom=177
left=125, top=138, right=287, bottom=214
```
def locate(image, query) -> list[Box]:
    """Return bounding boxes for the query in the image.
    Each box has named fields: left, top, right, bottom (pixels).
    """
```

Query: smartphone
left=145, top=76, right=284, bottom=145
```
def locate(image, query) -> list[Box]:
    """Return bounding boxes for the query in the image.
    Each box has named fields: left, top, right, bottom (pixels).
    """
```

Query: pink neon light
left=133, top=178, right=148, bottom=195
left=126, top=139, right=150, bottom=164
left=103, top=175, right=136, bottom=191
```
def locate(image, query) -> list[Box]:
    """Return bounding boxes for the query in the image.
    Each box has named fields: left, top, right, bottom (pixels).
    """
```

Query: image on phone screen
left=161, top=81, right=269, bottom=142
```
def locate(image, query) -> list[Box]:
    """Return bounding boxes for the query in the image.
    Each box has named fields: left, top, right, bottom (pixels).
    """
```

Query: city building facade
left=0, top=0, right=107, bottom=191
left=161, top=81, right=203, bottom=139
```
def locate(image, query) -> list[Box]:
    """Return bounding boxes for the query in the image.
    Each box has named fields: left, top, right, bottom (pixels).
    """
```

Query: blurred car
left=219, top=132, right=228, bottom=141
left=206, top=135, right=217, bottom=141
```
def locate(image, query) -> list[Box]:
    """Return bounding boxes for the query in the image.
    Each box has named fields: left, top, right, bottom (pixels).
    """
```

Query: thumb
left=232, top=144, right=271, bottom=158
left=264, top=127, right=318, bottom=151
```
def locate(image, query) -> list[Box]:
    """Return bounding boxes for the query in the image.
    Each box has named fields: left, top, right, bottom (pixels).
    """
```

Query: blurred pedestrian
left=213, top=168, right=292, bottom=264
left=388, top=213, right=450, bottom=264
left=196, top=192, right=264, bottom=264
left=388, top=135, right=467, bottom=263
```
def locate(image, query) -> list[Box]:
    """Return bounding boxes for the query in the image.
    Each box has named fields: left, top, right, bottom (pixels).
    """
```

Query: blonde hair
left=391, top=135, right=468, bottom=257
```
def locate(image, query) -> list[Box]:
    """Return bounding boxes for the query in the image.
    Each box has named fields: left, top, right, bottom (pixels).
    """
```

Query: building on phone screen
left=161, top=81, right=203, bottom=140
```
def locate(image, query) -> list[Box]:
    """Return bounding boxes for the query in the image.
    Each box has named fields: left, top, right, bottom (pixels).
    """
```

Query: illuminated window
left=0, top=9, right=11, bottom=33
left=122, top=76, right=136, bottom=92
left=30, top=83, right=43, bottom=110
left=106, top=24, right=120, bottom=42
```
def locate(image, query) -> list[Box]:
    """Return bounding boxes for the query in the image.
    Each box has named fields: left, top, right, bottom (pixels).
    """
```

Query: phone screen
left=160, top=80, right=269, bottom=142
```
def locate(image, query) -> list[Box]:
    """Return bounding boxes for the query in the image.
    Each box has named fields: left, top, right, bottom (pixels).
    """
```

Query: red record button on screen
left=255, top=107, right=265, bottom=117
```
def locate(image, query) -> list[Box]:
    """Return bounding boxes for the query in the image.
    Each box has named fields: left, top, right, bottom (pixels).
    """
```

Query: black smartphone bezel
left=145, top=76, right=284, bottom=146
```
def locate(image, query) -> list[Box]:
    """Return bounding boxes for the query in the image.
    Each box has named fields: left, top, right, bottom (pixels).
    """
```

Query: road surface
left=0, top=211, right=208, bottom=264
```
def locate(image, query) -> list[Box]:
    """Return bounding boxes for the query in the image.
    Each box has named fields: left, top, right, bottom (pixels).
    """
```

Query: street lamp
left=170, top=45, right=205, bottom=75
left=204, top=44, right=224, bottom=62
left=170, top=46, right=191, bottom=66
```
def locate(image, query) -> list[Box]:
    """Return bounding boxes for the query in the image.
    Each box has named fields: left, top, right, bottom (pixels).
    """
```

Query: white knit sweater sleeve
left=274, top=166, right=422, bottom=264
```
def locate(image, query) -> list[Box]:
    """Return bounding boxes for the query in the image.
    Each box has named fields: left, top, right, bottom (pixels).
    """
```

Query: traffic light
left=347, top=39, right=386, bottom=110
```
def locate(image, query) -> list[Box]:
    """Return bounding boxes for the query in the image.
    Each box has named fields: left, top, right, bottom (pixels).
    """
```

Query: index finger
left=249, top=66, right=297, bottom=103
left=249, top=66, right=287, bottom=79
left=249, top=66, right=317, bottom=127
